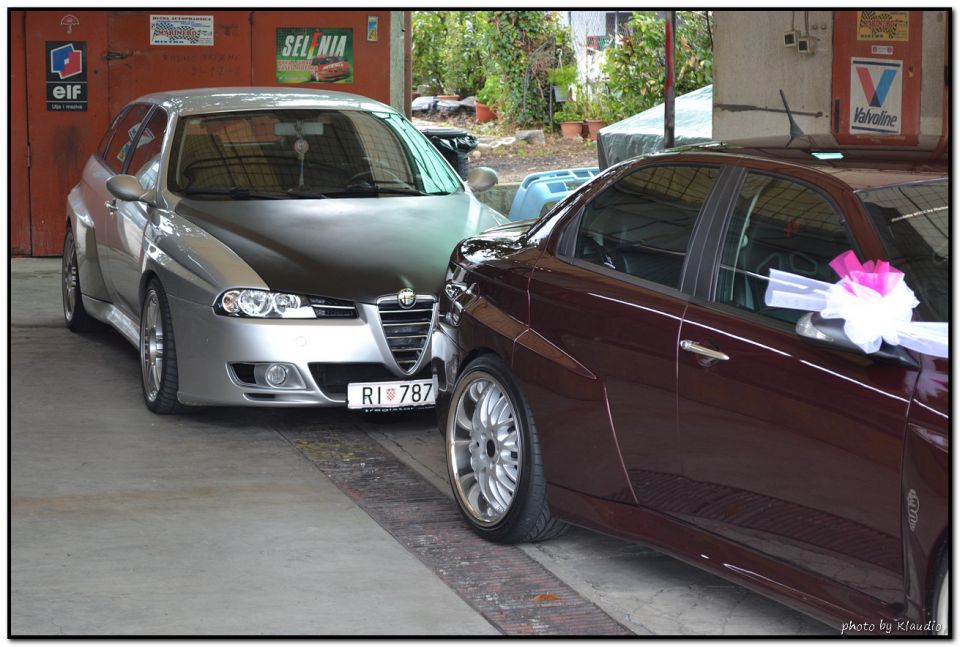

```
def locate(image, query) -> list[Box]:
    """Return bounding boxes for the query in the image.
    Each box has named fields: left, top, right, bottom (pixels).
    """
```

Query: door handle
left=104, top=200, right=118, bottom=213
left=680, top=340, right=730, bottom=362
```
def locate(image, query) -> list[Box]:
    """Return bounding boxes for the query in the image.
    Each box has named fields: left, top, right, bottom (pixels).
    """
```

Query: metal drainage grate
left=377, top=295, right=436, bottom=373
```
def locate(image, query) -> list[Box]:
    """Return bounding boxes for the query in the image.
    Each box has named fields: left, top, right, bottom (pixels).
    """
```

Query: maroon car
left=432, top=148, right=948, bottom=635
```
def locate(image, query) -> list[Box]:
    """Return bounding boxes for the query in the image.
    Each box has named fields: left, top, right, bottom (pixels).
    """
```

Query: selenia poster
left=276, top=28, right=354, bottom=84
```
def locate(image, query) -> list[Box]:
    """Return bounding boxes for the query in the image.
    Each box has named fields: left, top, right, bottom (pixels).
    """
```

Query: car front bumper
left=169, top=294, right=433, bottom=407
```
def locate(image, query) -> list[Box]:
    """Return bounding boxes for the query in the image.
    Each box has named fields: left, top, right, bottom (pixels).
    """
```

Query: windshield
left=858, top=179, right=948, bottom=322
left=167, top=108, right=462, bottom=198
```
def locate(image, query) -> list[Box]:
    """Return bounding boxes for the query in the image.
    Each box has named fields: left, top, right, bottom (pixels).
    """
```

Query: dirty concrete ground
left=10, top=258, right=833, bottom=636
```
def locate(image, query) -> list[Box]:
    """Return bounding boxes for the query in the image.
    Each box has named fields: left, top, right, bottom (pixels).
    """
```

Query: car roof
left=648, top=145, right=947, bottom=192
left=132, top=87, right=394, bottom=117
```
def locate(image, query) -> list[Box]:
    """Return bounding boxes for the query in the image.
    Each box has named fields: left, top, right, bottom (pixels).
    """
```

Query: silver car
left=62, top=87, right=505, bottom=413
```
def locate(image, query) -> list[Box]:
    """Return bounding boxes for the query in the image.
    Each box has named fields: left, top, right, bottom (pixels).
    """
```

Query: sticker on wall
left=150, top=14, right=214, bottom=46
left=276, top=27, right=354, bottom=84
left=46, top=41, right=87, bottom=112
left=849, top=57, right=903, bottom=135
left=60, top=14, right=80, bottom=34
left=367, top=16, right=379, bottom=42
left=856, top=11, right=909, bottom=41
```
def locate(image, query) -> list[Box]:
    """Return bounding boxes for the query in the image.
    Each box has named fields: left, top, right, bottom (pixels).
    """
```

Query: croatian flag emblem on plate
left=386, top=388, right=396, bottom=402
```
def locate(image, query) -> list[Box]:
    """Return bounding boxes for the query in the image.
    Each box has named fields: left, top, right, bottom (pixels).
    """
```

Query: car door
left=109, top=106, right=168, bottom=317
left=675, top=169, right=918, bottom=607
left=523, top=163, right=727, bottom=504
left=96, top=102, right=153, bottom=304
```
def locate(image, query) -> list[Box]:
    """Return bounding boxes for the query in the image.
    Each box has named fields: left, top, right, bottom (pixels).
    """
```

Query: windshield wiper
left=182, top=187, right=289, bottom=200
left=285, top=188, right=330, bottom=199
left=332, top=184, right=427, bottom=197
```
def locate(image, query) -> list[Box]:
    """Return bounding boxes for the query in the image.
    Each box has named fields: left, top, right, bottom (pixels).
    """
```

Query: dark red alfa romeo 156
left=432, top=147, right=948, bottom=634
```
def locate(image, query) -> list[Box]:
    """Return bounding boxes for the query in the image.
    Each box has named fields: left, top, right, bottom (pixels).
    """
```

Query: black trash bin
left=416, top=126, right=478, bottom=179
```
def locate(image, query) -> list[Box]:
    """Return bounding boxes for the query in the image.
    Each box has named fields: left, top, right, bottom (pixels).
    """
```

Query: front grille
left=377, top=295, right=436, bottom=373
left=306, top=295, right=357, bottom=319
left=308, top=363, right=431, bottom=396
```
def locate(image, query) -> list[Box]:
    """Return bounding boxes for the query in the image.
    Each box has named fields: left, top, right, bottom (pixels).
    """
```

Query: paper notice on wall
left=150, top=15, right=214, bottom=46
left=849, top=58, right=903, bottom=135
left=856, top=11, right=909, bottom=41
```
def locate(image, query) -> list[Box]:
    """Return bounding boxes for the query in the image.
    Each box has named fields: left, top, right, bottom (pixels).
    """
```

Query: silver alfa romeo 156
left=62, top=87, right=506, bottom=413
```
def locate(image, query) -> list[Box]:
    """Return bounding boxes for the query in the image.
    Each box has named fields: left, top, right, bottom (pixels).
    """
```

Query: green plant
left=600, top=11, right=713, bottom=122
left=476, top=76, right=502, bottom=106
left=546, top=64, right=578, bottom=90
left=553, top=102, right=582, bottom=123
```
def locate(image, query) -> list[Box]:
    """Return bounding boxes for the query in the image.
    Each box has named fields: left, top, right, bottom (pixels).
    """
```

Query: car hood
left=175, top=193, right=505, bottom=303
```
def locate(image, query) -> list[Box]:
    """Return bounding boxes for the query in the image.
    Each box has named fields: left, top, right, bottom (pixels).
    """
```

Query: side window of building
left=103, top=104, right=151, bottom=174
left=574, top=165, right=719, bottom=289
left=96, top=107, right=129, bottom=161
left=715, top=172, right=856, bottom=324
left=124, top=108, right=168, bottom=187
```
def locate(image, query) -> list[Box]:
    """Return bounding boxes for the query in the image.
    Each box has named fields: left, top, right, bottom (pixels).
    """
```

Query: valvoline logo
left=855, top=65, right=898, bottom=108
left=50, top=43, right=83, bottom=79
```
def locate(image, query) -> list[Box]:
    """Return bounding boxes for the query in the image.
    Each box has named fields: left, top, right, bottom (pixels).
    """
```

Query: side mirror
left=796, top=313, right=919, bottom=370
left=107, top=174, right=156, bottom=206
left=467, top=166, right=498, bottom=194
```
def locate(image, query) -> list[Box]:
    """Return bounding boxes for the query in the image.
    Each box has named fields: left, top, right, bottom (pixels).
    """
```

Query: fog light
left=264, top=364, right=288, bottom=386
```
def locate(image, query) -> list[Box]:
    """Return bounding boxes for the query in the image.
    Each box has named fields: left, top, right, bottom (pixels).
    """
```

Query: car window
left=97, top=107, right=128, bottom=162
left=715, top=172, right=855, bottom=324
left=104, top=104, right=151, bottom=175
left=859, top=179, right=948, bottom=322
left=168, top=108, right=462, bottom=198
left=124, top=108, right=168, bottom=187
left=574, top=165, right=720, bottom=288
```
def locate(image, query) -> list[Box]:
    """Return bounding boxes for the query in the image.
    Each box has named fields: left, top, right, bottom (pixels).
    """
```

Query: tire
left=140, top=279, right=182, bottom=414
left=932, top=556, right=949, bottom=635
left=61, top=227, right=100, bottom=332
left=445, top=355, right=567, bottom=544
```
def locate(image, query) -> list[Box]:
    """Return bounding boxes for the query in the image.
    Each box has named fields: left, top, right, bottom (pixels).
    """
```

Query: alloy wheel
left=62, top=235, right=78, bottom=321
left=448, top=373, right=522, bottom=526
left=140, top=291, right=165, bottom=402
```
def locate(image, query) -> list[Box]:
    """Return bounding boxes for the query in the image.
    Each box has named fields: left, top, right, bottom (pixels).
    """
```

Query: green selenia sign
left=276, top=27, right=354, bottom=84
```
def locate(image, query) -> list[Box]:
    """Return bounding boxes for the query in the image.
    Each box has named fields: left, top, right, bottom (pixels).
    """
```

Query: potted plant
left=554, top=103, right=583, bottom=139
left=584, top=93, right=606, bottom=142
left=475, top=77, right=500, bottom=124
left=580, top=82, right=607, bottom=142
left=546, top=64, right=578, bottom=103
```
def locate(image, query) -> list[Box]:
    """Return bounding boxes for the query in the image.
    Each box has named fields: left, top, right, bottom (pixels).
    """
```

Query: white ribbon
left=765, top=268, right=948, bottom=358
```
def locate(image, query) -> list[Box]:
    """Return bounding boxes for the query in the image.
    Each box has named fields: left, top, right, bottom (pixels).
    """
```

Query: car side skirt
left=548, top=484, right=913, bottom=632
left=81, top=295, right=139, bottom=347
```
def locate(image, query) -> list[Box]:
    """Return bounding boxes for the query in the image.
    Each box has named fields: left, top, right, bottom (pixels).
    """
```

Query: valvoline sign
left=849, top=58, right=903, bottom=135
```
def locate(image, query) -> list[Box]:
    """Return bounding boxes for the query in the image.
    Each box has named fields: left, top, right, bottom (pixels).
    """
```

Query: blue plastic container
left=507, top=167, right=599, bottom=221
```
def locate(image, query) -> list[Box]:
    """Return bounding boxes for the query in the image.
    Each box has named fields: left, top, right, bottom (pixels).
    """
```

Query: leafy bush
left=601, top=11, right=713, bottom=122
left=412, top=10, right=574, bottom=127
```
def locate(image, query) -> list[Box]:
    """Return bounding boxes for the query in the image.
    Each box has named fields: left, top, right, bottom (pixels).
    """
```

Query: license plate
left=347, top=378, right=436, bottom=409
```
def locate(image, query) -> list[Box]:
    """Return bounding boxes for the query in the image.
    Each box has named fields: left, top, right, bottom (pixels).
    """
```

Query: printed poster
left=849, top=57, right=903, bottom=135
left=856, top=11, right=909, bottom=41
left=367, top=16, right=379, bottom=42
left=150, top=14, right=214, bottom=46
left=276, top=27, right=354, bottom=84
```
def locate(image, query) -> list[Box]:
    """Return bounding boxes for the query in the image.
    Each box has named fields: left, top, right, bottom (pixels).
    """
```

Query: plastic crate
left=507, top=167, right=599, bottom=221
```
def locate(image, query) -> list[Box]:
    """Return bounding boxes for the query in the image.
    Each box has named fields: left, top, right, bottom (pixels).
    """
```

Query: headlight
left=215, top=289, right=316, bottom=319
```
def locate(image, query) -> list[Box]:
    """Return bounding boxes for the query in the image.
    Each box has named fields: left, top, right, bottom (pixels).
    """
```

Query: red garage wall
left=10, top=10, right=398, bottom=257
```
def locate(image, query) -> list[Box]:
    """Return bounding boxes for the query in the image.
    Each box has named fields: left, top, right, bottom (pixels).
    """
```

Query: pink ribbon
left=829, top=250, right=903, bottom=297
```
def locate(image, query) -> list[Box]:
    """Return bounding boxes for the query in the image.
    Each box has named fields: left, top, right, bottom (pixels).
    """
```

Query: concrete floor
left=11, top=258, right=832, bottom=636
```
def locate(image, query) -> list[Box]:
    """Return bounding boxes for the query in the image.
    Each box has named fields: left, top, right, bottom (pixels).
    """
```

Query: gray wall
left=713, top=10, right=946, bottom=146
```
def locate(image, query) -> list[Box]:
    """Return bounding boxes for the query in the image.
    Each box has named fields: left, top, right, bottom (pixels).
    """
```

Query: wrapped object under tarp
left=597, top=84, right=713, bottom=169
